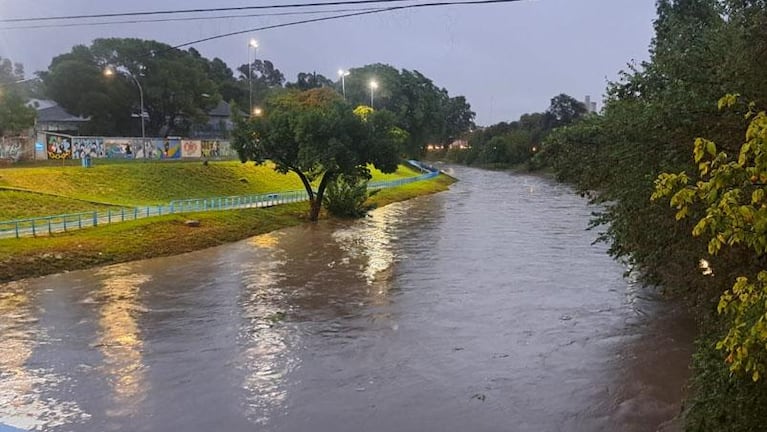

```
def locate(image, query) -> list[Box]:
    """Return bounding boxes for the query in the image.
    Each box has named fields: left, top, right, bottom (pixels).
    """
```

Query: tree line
left=536, top=1, right=767, bottom=429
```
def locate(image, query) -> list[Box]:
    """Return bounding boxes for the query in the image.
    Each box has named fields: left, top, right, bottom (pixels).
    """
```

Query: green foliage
left=654, top=98, right=767, bottom=381
left=323, top=175, right=378, bottom=218
left=0, top=57, right=36, bottom=135
left=231, top=87, right=401, bottom=221
left=340, top=63, right=475, bottom=157
left=41, top=38, right=221, bottom=136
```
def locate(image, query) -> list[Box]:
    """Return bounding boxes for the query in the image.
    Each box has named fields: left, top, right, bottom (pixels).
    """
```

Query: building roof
left=209, top=100, right=232, bottom=117
left=29, top=100, right=90, bottom=123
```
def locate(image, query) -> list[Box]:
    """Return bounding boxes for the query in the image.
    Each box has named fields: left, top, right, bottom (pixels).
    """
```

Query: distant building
left=584, top=95, right=598, bottom=114
left=191, top=100, right=236, bottom=139
left=28, top=99, right=90, bottom=135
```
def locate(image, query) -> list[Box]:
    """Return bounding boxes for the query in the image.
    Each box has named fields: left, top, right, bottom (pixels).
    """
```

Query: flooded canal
left=0, top=166, right=694, bottom=431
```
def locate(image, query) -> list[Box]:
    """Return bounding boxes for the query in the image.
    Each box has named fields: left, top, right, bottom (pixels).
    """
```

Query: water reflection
left=93, top=265, right=150, bottom=416
left=0, top=282, right=84, bottom=430
left=240, top=232, right=295, bottom=425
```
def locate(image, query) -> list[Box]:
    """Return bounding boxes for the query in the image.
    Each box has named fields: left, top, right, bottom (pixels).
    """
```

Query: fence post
left=48, top=217, right=52, bottom=235
left=93, top=211, right=98, bottom=227
left=31, top=220, right=36, bottom=237
left=63, top=217, right=67, bottom=232
left=108, top=209, right=112, bottom=224
left=78, top=214, right=82, bottom=229
left=134, top=208, right=138, bottom=220
left=15, top=221, right=19, bottom=239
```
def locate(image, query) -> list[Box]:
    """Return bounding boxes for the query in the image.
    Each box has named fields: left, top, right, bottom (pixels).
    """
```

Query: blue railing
left=0, top=168, right=441, bottom=239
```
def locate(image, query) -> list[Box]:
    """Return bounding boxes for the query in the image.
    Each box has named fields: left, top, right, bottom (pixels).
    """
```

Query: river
left=0, top=165, right=694, bottom=431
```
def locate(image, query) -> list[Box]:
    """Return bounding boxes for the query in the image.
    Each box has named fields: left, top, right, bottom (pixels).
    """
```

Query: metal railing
left=0, top=169, right=441, bottom=239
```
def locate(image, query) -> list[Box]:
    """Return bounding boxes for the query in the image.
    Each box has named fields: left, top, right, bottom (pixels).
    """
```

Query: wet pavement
left=0, top=165, right=694, bottom=431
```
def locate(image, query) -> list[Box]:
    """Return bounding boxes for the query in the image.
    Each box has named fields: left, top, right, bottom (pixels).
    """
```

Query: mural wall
left=46, top=134, right=72, bottom=160
left=182, top=140, right=201, bottom=158
left=37, top=134, right=234, bottom=161
left=0, top=136, right=27, bottom=161
left=72, top=137, right=105, bottom=159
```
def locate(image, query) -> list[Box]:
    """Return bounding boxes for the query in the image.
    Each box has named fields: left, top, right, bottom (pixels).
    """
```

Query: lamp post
left=369, top=80, right=378, bottom=108
left=337, top=69, right=350, bottom=100
left=104, top=66, right=145, bottom=143
left=248, top=38, right=259, bottom=115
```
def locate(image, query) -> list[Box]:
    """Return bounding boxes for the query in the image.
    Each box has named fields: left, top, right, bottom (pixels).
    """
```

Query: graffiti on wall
left=159, top=137, right=181, bottom=159
left=46, top=134, right=72, bottom=160
left=72, top=137, right=105, bottom=159
left=0, top=137, right=24, bottom=161
left=105, top=138, right=135, bottom=159
left=181, top=140, right=201, bottom=158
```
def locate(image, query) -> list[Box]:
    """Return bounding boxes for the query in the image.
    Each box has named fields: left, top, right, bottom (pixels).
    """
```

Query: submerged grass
left=0, top=174, right=454, bottom=283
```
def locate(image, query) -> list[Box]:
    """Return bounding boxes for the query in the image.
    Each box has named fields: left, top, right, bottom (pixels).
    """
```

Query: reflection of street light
left=252, top=107, right=263, bottom=117
left=337, top=69, right=350, bottom=100
left=104, top=66, right=145, bottom=142
left=248, top=38, right=259, bottom=115
left=369, top=80, right=378, bottom=108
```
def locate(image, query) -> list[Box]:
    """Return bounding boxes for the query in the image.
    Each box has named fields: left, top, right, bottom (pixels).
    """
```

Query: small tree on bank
left=231, top=88, right=401, bottom=221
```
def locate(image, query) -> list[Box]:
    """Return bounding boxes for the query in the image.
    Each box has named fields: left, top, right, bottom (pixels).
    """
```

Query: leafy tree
left=546, top=94, right=587, bottom=128
left=41, top=38, right=220, bottom=136
left=340, top=63, right=474, bottom=157
left=653, top=96, right=767, bottom=382
left=0, top=58, right=36, bottom=135
left=286, top=72, right=334, bottom=90
left=231, top=88, right=401, bottom=221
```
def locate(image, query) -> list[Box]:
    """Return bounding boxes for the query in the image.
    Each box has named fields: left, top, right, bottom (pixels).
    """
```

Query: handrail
left=0, top=169, right=442, bottom=239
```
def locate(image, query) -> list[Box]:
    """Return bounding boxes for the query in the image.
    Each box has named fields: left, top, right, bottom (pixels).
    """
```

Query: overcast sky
left=0, top=0, right=656, bottom=125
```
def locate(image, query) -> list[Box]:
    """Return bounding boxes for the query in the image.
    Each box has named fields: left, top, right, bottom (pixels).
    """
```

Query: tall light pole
left=337, top=69, right=350, bottom=100
left=104, top=66, right=145, bottom=143
left=248, top=38, right=259, bottom=115
left=369, top=80, right=378, bottom=108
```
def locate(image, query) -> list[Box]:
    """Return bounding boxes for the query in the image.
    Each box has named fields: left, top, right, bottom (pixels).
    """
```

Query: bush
left=323, top=175, right=378, bottom=218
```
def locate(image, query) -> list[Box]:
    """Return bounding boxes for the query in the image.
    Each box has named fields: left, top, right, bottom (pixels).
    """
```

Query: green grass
left=0, top=174, right=455, bottom=283
left=0, top=190, right=120, bottom=220
left=0, top=160, right=422, bottom=217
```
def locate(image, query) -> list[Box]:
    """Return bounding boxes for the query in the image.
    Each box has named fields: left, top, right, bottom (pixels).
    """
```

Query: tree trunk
left=308, top=171, right=335, bottom=222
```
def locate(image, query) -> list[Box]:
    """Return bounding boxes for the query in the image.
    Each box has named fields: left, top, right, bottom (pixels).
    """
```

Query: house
left=191, top=100, right=235, bottom=139
left=28, top=99, right=91, bottom=135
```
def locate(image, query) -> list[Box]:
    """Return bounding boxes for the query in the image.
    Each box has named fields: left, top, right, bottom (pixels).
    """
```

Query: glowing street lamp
left=369, top=80, right=378, bottom=108
left=337, top=69, right=350, bottom=99
left=248, top=38, right=259, bottom=115
left=104, top=66, right=145, bottom=142
left=252, top=107, right=263, bottom=117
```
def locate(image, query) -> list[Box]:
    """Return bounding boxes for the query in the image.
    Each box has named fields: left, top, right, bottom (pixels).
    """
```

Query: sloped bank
left=0, top=175, right=455, bottom=283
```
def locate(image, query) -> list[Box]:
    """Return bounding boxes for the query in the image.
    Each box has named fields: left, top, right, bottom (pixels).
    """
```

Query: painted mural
left=72, top=137, right=106, bottom=159
left=46, top=134, right=72, bottom=160
left=0, top=137, right=25, bottom=161
left=181, top=140, right=201, bottom=158
left=40, top=134, right=236, bottom=161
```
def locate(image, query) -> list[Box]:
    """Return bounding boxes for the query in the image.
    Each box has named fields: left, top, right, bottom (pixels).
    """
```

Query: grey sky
left=0, top=0, right=656, bottom=125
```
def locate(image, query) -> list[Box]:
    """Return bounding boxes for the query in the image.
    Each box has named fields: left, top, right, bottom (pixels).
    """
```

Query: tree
left=231, top=88, right=401, bottom=221
left=41, top=38, right=220, bottom=136
left=546, top=93, right=587, bottom=128
left=653, top=96, right=767, bottom=383
left=0, top=58, right=36, bottom=136
left=286, top=72, right=334, bottom=90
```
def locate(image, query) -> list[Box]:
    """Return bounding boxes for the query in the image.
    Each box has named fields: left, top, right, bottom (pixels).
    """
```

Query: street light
left=252, top=107, right=263, bottom=117
left=104, top=66, right=145, bottom=143
left=248, top=38, right=259, bottom=115
left=337, top=69, right=350, bottom=100
left=369, top=80, right=378, bottom=108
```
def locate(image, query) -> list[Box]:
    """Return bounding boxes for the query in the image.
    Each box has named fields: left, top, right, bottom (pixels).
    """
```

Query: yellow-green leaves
left=654, top=101, right=767, bottom=381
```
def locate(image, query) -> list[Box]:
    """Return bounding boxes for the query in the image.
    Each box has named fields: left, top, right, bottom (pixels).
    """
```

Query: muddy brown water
left=0, top=165, right=694, bottom=432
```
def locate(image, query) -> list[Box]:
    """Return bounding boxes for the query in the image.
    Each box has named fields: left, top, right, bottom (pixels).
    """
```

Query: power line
left=0, top=8, right=381, bottom=31
left=165, top=0, right=524, bottom=52
left=0, top=0, right=422, bottom=23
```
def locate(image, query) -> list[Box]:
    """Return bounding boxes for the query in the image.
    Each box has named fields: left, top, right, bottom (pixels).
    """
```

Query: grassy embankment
left=0, top=160, right=454, bottom=282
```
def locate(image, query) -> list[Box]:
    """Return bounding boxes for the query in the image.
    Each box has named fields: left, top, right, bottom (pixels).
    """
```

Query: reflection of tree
left=240, top=235, right=296, bottom=425
left=94, top=266, right=150, bottom=415
left=0, top=282, right=84, bottom=429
